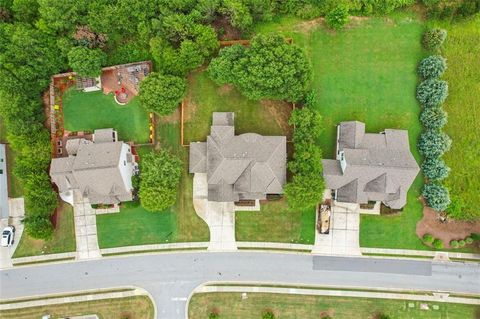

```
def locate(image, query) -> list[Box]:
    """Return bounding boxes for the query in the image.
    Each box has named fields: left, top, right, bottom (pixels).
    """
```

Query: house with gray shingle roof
left=50, top=129, right=138, bottom=205
left=322, top=121, right=419, bottom=210
left=189, top=112, right=286, bottom=203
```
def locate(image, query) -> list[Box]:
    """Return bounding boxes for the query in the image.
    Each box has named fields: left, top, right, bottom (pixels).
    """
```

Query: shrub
left=418, top=130, right=451, bottom=158
left=326, top=5, right=349, bottom=30
left=209, top=312, right=219, bottom=319
left=450, top=240, right=459, bottom=248
left=458, top=240, right=466, bottom=247
left=432, top=238, right=444, bottom=249
left=416, top=78, right=448, bottom=108
left=139, top=73, right=186, bottom=116
left=24, top=215, right=53, bottom=240
left=420, top=107, right=448, bottom=130
left=472, top=233, right=480, bottom=241
left=421, top=157, right=450, bottom=181
left=423, top=183, right=451, bottom=212
left=423, top=28, right=447, bottom=51
left=262, top=311, right=275, bottom=319
left=423, top=233, right=434, bottom=244
left=465, top=237, right=474, bottom=244
left=418, top=55, right=447, bottom=79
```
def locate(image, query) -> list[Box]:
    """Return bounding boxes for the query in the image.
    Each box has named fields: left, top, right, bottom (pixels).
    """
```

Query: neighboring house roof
left=0, top=144, right=9, bottom=220
left=50, top=129, right=135, bottom=205
left=190, top=112, right=287, bottom=202
left=322, top=121, right=419, bottom=209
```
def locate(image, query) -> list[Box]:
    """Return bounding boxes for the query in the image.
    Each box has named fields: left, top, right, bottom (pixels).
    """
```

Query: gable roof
left=50, top=129, right=135, bottom=205
left=189, top=112, right=286, bottom=202
left=323, top=121, right=419, bottom=209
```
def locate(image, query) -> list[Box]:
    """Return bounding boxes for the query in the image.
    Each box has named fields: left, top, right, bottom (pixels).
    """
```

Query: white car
left=1, top=226, right=15, bottom=247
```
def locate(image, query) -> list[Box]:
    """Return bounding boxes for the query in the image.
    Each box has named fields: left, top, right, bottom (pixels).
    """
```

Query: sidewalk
left=361, top=247, right=480, bottom=261
left=193, top=284, right=480, bottom=305
left=0, top=287, right=150, bottom=311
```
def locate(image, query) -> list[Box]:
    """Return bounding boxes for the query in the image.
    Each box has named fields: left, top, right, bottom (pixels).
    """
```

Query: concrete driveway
left=312, top=203, right=361, bottom=256
left=73, top=191, right=101, bottom=260
left=193, top=173, right=237, bottom=251
left=0, top=198, right=25, bottom=269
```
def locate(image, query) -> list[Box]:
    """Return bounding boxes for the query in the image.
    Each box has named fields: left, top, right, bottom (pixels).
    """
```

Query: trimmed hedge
left=423, top=233, right=434, bottom=244
left=420, top=107, right=448, bottom=130
left=416, top=78, right=449, bottom=108
left=450, top=240, right=459, bottom=248
left=423, top=183, right=451, bottom=212
left=432, top=238, right=444, bottom=249
left=418, top=55, right=447, bottom=79
left=418, top=130, right=452, bottom=158
left=421, top=157, right=450, bottom=182
left=422, top=28, right=447, bottom=51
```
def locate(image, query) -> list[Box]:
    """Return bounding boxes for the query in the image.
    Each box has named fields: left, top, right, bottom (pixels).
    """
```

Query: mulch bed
left=416, top=206, right=480, bottom=249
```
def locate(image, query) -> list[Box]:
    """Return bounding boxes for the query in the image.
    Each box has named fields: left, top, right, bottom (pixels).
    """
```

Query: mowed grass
left=96, top=120, right=209, bottom=248
left=183, top=69, right=291, bottom=144
left=256, top=11, right=428, bottom=250
left=435, top=16, right=480, bottom=219
left=63, top=89, right=149, bottom=143
left=0, top=296, right=154, bottom=319
left=236, top=200, right=315, bottom=244
left=188, top=292, right=479, bottom=319
left=13, top=201, right=75, bottom=257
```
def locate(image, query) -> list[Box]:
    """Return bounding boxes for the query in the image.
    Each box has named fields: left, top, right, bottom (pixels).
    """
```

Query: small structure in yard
left=322, top=121, right=419, bottom=210
left=189, top=112, right=286, bottom=205
left=50, top=128, right=138, bottom=205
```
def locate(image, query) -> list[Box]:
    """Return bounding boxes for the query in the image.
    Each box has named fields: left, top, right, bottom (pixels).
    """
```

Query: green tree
left=139, top=73, right=186, bottom=116
left=24, top=172, right=57, bottom=217
left=67, top=46, right=106, bottom=78
left=418, top=130, right=451, bottom=158
left=418, top=55, right=447, bottom=79
left=12, top=0, right=39, bottom=22
left=416, top=78, right=448, bottom=108
left=326, top=5, right=349, bottom=30
left=289, top=107, right=323, bottom=144
left=420, top=107, right=447, bottom=130
left=37, top=0, right=86, bottom=34
left=208, top=34, right=311, bottom=101
left=139, top=151, right=182, bottom=212
left=0, top=23, right=64, bottom=95
left=208, top=44, right=246, bottom=84
left=423, top=183, right=451, bottom=212
left=24, top=215, right=53, bottom=240
left=220, top=0, right=254, bottom=31
left=421, top=157, right=450, bottom=181
left=423, top=28, right=447, bottom=51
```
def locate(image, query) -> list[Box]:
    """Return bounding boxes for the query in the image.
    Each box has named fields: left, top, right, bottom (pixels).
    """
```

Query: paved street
left=1, top=252, right=479, bottom=319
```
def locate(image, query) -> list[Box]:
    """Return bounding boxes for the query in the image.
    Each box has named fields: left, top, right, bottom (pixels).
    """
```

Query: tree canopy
left=139, top=150, right=182, bottom=212
left=208, top=34, right=311, bottom=102
left=139, top=72, right=186, bottom=116
left=67, top=46, right=106, bottom=78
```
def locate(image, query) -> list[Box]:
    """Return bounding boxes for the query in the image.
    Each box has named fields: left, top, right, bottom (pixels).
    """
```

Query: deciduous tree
left=139, top=73, right=186, bottom=116
left=67, top=46, right=106, bottom=78
left=139, top=151, right=182, bottom=212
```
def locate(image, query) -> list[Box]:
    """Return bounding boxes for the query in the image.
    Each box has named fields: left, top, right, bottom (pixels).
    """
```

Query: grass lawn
left=433, top=16, right=480, bottom=220
left=188, top=292, right=479, bottom=319
left=0, top=296, right=154, bottom=319
left=183, top=69, right=292, bottom=144
left=96, top=119, right=209, bottom=248
left=13, top=201, right=75, bottom=257
left=96, top=201, right=177, bottom=248
left=255, top=11, right=428, bottom=250
left=236, top=200, right=315, bottom=244
left=62, top=88, right=150, bottom=143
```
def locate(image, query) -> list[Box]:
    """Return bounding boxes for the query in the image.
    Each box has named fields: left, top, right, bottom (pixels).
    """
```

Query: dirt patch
left=160, top=107, right=180, bottom=124
left=345, top=16, right=371, bottom=29
left=416, top=207, right=480, bottom=249
left=295, top=17, right=324, bottom=33
left=260, top=100, right=293, bottom=139
left=211, top=16, right=242, bottom=41
left=217, top=84, right=234, bottom=95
